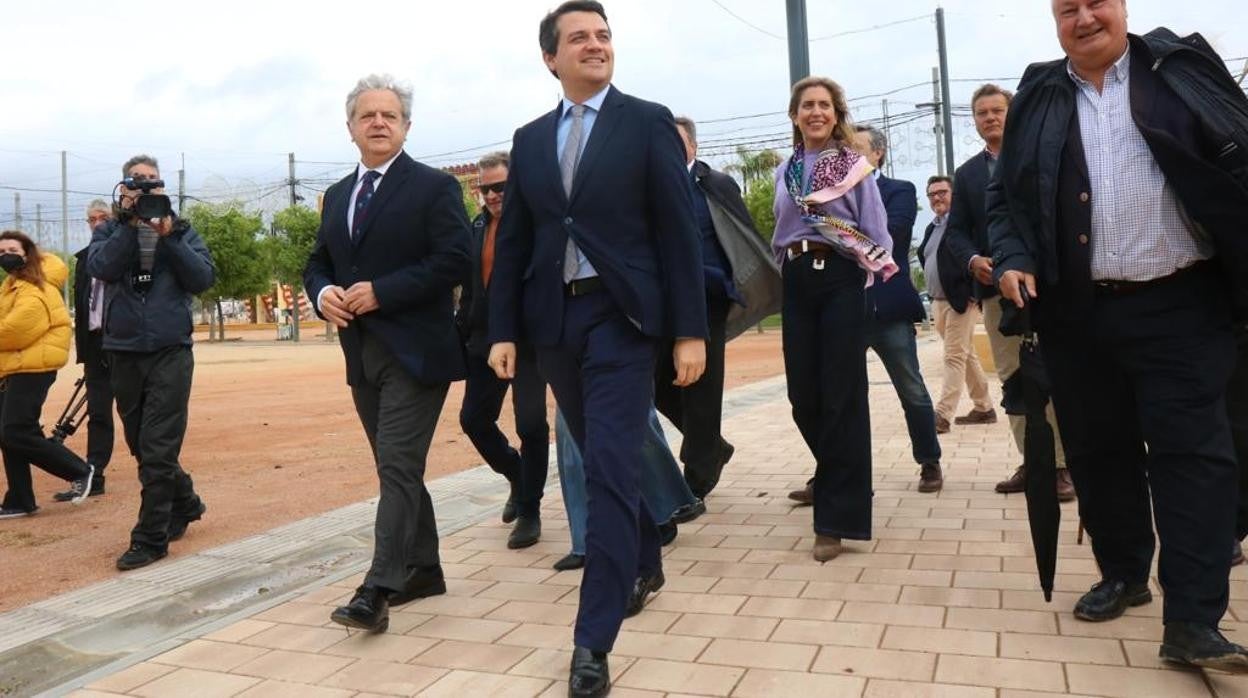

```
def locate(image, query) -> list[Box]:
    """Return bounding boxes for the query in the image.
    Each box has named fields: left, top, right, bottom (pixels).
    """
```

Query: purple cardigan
left=770, top=153, right=893, bottom=268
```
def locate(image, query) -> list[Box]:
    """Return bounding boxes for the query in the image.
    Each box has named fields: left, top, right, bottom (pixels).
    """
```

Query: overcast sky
left=3, top=0, right=1245, bottom=249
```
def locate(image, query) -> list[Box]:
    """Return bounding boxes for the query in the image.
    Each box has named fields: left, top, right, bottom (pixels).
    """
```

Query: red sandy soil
left=0, top=326, right=785, bottom=613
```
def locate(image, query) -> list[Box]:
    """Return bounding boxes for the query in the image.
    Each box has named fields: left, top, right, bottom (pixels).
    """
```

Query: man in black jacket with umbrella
left=991, top=0, right=1248, bottom=671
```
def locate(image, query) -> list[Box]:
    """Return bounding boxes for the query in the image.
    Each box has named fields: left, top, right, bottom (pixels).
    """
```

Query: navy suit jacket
left=488, top=86, right=707, bottom=346
left=865, top=174, right=925, bottom=324
left=944, top=152, right=997, bottom=302
left=304, top=151, right=471, bottom=386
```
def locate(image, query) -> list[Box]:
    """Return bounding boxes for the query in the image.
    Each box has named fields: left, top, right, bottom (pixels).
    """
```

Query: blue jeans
left=556, top=407, right=697, bottom=555
left=864, top=318, right=942, bottom=465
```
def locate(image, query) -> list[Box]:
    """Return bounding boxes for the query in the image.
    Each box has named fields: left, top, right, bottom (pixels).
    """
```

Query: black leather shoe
left=568, top=646, right=610, bottom=697
left=331, top=585, right=390, bottom=632
left=1234, top=539, right=1245, bottom=567
left=658, top=520, right=678, bottom=546
left=1160, top=621, right=1248, bottom=673
left=1073, top=579, right=1152, bottom=622
left=116, top=543, right=167, bottom=571
left=388, top=566, right=446, bottom=606
left=168, top=498, right=207, bottom=542
left=670, top=499, right=706, bottom=524
left=508, top=515, right=541, bottom=549
left=501, top=480, right=519, bottom=523
left=624, top=570, right=665, bottom=618
left=553, top=553, right=585, bottom=571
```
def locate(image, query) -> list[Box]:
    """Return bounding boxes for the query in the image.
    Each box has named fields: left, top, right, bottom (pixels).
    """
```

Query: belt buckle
left=812, top=257, right=825, bottom=270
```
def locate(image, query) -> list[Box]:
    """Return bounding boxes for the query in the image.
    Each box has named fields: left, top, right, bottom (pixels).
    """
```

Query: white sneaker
left=70, top=464, right=95, bottom=505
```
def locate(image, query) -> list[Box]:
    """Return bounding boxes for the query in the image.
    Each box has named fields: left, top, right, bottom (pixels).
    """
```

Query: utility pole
left=178, top=152, right=186, bottom=215
left=881, top=99, right=894, bottom=178
left=917, top=67, right=946, bottom=176
left=13, top=193, right=20, bottom=232
left=60, top=150, right=69, bottom=304
left=935, top=7, right=956, bottom=175
left=785, top=0, right=810, bottom=85
left=288, top=152, right=298, bottom=207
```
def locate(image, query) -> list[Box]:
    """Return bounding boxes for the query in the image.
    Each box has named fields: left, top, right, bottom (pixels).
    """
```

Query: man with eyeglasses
left=456, top=151, right=549, bottom=550
left=917, top=176, right=994, bottom=438
left=53, top=201, right=116, bottom=501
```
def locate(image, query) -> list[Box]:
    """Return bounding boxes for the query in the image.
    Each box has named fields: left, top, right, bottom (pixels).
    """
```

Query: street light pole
left=785, top=0, right=810, bottom=85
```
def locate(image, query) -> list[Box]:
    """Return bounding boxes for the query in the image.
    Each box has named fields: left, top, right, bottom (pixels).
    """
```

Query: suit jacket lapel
left=569, top=86, right=624, bottom=205
left=537, top=106, right=567, bottom=207
left=354, top=151, right=413, bottom=247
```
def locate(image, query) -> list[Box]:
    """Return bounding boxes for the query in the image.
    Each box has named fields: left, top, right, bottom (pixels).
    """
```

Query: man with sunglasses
left=456, top=151, right=549, bottom=550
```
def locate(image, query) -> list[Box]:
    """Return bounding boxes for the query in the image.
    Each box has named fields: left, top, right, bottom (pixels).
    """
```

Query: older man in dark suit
left=486, top=3, right=706, bottom=695
left=305, top=73, right=471, bottom=634
left=944, top=84, right=1072, bottom=501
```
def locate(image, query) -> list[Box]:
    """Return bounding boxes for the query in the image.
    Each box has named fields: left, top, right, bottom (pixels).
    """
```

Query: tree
left=184, top=202, right=270, bottom=341
left=727, top=146, right=783, bottom=195
left=266, top=205, right=320, bottom=341
left=460, top=179, right=481, bottom=220
left=743, top=176, right=777, bottom=244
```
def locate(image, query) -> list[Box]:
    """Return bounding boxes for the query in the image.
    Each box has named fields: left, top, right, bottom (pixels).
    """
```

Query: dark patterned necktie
left=352, top=170, right=380, bottom=239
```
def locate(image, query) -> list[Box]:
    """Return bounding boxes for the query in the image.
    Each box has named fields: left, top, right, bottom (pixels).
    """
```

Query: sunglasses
left=477, top=181, right=506, bottom=195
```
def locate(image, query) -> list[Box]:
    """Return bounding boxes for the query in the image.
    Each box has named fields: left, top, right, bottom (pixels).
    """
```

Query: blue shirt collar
left=560, top=83, right=611, bottom=118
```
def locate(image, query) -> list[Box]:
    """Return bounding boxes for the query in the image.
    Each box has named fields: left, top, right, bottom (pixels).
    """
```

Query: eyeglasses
left=477, top=181, right=506, bottom=195
left=926, top=190, right=950, bottom=199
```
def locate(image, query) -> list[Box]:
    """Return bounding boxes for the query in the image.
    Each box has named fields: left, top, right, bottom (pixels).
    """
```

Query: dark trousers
left=781, top=253, right=872, bottom=540
left=111, top=346, right=199, bottom=549
left=864, top=318, right=942, bottom=465
left=459, top=345, right=549, bottom=518
left=1042, top=268, right=1236, bottom=627
left=537, top=290, right=662, bottom=653
left=351, top=331, right=448, bottom=593
left=1228, top=325, right=1248, bottom=540
left=1, top=371, right=91, bottom=511
left=655, top=296, right=732, bottom=499
left=82, top=332, right=116, bottom=470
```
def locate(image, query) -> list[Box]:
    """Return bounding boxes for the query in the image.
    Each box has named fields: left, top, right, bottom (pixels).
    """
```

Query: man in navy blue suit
left=305, top=74, right=471, bottom=634
left=855, top=126, right=943, bottom=491
left=486, top=3, right=706, bottom=695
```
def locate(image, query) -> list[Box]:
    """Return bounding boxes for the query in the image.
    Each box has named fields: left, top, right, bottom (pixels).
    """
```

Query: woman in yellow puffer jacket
left=0, top=231, right=94, bottom=518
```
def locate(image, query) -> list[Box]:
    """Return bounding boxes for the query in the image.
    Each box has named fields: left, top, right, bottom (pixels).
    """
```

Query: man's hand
left=969, top=255, right=995, bottom=285
left=319, top=285, right=355, bottom=328
left=344, top=281, right=380, bottom=315
left=148, top=216, right=174, bottom=237
left=999, top=270, right=1038, bottom=309
left=488, top=342, right=517, bottom=380
left=672, top=338, right=706, bottom=387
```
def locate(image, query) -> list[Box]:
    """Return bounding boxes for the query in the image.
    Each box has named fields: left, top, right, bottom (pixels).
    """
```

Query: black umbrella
left=998, top=292, right=1060, bottom=602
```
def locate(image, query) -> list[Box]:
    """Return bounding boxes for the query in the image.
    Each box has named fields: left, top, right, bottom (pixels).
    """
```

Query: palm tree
left=726, top=146, right=783, bottom=195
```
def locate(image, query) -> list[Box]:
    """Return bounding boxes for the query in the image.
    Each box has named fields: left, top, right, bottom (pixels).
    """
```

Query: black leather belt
left=565, top=276, right=605, bottom=297
left=1093, top=261, right=1210, bottom=297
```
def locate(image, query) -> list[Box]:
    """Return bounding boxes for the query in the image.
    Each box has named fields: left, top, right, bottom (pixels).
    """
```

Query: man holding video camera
left=87, top=155, right=216, bottom=571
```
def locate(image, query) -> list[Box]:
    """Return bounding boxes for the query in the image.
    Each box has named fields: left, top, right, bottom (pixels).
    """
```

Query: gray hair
left=477, top=151, right=510, bottom=171
left=345, top=74, right=413, bottom=122
left=85, top=199, right=111, bottom=215
left=854, top=124, right=888, bottom=157
left=674, top=116, right=697, bottom=146
left=122, top=154, right=159, bottom=178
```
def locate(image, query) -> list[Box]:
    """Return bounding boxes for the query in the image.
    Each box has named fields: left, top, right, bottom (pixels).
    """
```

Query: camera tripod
left=49, top=375, right=89, bottom=444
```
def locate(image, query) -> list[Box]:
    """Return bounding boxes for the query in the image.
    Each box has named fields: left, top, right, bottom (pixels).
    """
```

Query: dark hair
left=539, top=1, right=609, bottom=58
left=854, top=124, right=887, bottom=167
left=788, top=76, right=854, bottom=148
left=926, top=175, right=953, bottom=192
left=0, top=230, right=46, bottom=287
left=971, top=83, right=1014, bottom=111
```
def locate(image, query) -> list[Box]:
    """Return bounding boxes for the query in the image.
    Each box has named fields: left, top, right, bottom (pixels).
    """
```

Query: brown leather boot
left=935, top=415, right=951, bottom=434
left=813, top=535, right=842, bottom=562
left=955, top=408, right=998, bottom=425
left=1056, top=469, right=1077, bottom=502
left=788, top=483, right=813, bottom=506
left=918, top=463, right=943, bottom=493
left=995, top=465, right=1027, bottom=494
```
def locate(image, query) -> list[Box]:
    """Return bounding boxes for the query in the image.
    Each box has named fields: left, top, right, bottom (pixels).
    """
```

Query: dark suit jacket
left=865, top=175, right=925, bottom=323
left=488, top=86, right=706, bottom=346
left=917, top=219, right=974, bottom=314
left=457, top=211, right=494, bottom=357
left=73, top=245, right=96, bottom=363
left=944, top=151, right=998, bottom=302
left=304, top=151, right=471, bottom=386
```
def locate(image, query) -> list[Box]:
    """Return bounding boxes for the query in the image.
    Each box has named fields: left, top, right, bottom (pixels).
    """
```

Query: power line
left=707, top=0, right=785, bottom=40
left=810, top=14, right=929, bottom=42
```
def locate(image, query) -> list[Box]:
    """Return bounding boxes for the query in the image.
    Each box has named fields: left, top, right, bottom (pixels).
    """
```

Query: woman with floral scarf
left=771, top=76, right=897, bottom=561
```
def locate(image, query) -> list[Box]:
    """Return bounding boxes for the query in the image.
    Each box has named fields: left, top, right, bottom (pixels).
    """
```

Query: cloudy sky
left=3, top=0, right=1245, bottom=249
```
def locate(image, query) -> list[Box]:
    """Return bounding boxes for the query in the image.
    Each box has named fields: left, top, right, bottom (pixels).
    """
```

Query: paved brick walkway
left=61, top=337, right=1248, bottom=697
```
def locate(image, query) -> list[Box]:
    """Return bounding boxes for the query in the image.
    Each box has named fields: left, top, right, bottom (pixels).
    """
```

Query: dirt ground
left=0, top=325, right=785, bottom=613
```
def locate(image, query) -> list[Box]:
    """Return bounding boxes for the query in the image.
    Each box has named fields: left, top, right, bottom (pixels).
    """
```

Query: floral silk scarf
left=784, top=143, right=899, bottom=283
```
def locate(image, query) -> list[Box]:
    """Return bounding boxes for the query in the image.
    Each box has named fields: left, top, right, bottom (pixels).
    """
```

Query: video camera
left=116, top=176, right=173, bottom=222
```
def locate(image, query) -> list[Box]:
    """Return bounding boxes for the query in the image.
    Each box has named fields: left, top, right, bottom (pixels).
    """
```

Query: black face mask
left=0, top=253, right=25, bottom=273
